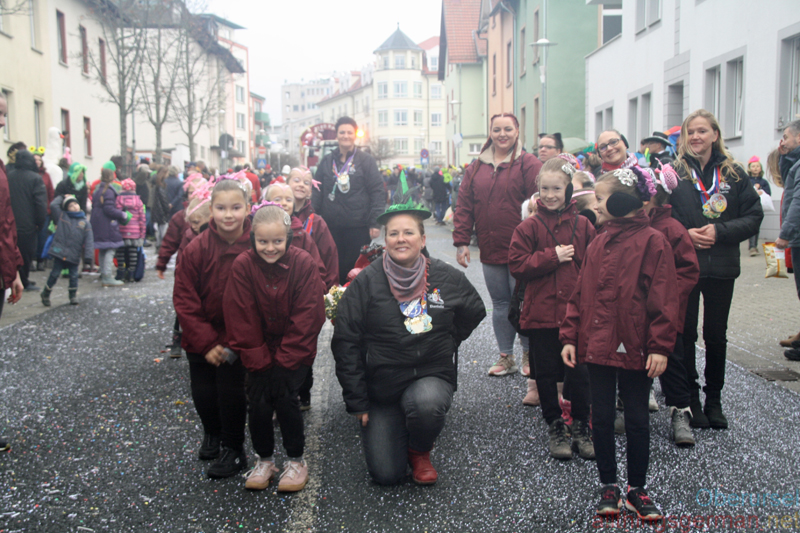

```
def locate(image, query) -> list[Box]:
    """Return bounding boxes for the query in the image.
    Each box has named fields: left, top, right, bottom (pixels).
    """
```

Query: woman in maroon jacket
left=173, top=178, right=252, bottom=479
left=453, top=113, right=541, bottom=377
left=289, top=167, right=339, bottom=290
left=508, top=158, right=596, bottom=461
left=224, top=204, right=325, bottom=493
left=560, top=168, right=678, bottom=522
left=645, top=167, right=700, bottom=447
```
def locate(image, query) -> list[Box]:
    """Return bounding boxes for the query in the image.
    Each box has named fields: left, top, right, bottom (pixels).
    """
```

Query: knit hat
left=121, top=178, right=137, bottom=191
left=102, top=161, right=117, bottom=172
left=68, top=162, right=87, bottom=191
left=62, top=194, right=79, bottom=211
left=748, top=156, right=760, bottom=164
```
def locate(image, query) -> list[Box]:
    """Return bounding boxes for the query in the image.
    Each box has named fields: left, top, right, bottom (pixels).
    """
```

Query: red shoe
left=408, top=448, right=438, bottom=485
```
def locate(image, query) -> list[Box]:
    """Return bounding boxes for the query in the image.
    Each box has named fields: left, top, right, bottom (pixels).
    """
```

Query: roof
left=250, top=92, right=265, bottom=100
left=198, top=13, right=245, bottom=30
left=417, top=36, right=440, bottom=50
left=374, top=27, right=423, bottom=53
left=440, top=0, right=482, bottom=65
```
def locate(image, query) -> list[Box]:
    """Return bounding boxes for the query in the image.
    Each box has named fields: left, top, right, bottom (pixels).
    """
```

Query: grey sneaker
left=547, top=419, right=572, bottom=460
left=670, top=407, right=695, bottom=447
left=488, top=354, right=518, bottom=376
left=571, top=420, right=595, bottom=460
left=614, top=411, right=625, bottom=434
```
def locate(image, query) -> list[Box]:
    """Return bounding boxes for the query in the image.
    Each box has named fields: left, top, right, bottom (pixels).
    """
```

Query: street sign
left=420, top=149, right=430, bottom=158
left=421, top=157, right=429, bottom=165
left=256, top=158, right=267, bottom=169
left=257, top=146, right=267, bottom=157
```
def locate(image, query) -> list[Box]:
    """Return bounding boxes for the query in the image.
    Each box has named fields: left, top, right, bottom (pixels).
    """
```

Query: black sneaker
left=207, top=447, right=246, bottom=478
left=596, top=484, right=622, bottom=516
left=625, top=488, right=663, bottom=521
left=198, top=434, right=221, bottom=460
left=784, top=349, right=800, bottom=362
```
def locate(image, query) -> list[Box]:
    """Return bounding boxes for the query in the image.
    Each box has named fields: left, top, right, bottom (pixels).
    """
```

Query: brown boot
left=408, top=448, right=438, bottom=485
left=779, top=331, right=800, bottom=347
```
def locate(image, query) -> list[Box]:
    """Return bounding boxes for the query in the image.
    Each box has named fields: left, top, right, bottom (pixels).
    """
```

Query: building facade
left=280, top=76, right=339, bottom=157
left=585, top=0, right=800, bottom=238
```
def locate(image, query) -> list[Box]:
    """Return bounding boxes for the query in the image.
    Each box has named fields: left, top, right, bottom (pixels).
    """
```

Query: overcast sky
left=204, top=0, right=443, bottom=126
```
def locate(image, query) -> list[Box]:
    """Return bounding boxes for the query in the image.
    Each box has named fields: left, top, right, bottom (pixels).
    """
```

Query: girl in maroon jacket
left=560, top=167, right=678, bottom=522
left=288, top=167, right=340, bottom=290
left=173, top=178, right=252, bottom=479
left=509, top=158, right=596, bottom=461
left=224, top=203, right=325, bottom=493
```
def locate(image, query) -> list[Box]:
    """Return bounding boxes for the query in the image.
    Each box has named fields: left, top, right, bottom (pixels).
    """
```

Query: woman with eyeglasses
left=537, top=133, right=564, bottom=163
left=596, top=130, right=638, bottom=172
left=453, top=113, right=542, bottom=378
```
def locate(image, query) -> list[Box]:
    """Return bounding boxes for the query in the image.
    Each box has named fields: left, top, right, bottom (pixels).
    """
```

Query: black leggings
left=115, top=246, right=138, bottom=272
left=247, top=366, right=309, bottom=458
left=328, top=225, right=371, bottom=285
left=187, top=352, right=247, bottom=450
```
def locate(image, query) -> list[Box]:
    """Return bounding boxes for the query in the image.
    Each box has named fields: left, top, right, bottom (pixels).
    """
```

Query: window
left=635, top=0, right=661, bottom=32
left=468, top=143, right=481, bottom=155
left=57, top=10, right=67, bottom=63
left=394, top=109, right=408, bottom=126
left=532, top=9, right=540, bottom=63
left=393, top=81, right=408, bottom=98
left=285, top=105, right=290, bottom=113
left=80, top=26, right=88, bottom=74
left=378, top=110, right=388, bottom=127
left=285, top=91, right=290, bottom=99
left=395, top=55, right=405, bottom=69
left=640, top=93, right=651, bottom=139
left=99, top=38, right=107, bottom=82
left=237, top=140, right=246, bottom=154
left=29, top=0, right=38, bottom=49
left=377, top=82, right=388, bottom=99
left=394, top=138, right=408, bottom=154
left=780, top=35, right=800, bottom=128
left=602, top=7, right=623, bottom=44
left=382, top=55, right=389, bottom=69
left=293, top=105, right=299, bottom=112
left=301, top=105, right=305, bottom=112
left=492, top=54, right=497, bottom=95
left=430, top=141, right=442, bottom=155
left=34, top=101, right=42, bottom=146
left=506, top=41, right=512, bottom=86
left=705, top=66, right=721, bottom=119
left=414, top=82, right=423, bottom=99
left=201, top=146, right=206, bottom=158
left=413, top=110, right=423, bottom=126
left=430, top=56, right=438, bottom=70
left=411, top=56, right=416, bottom=69
left=414, top=138, right=424, bottom=152
left=0, top=10, right=4, bottom=34
left=236, top=112, right=246, bottom=129
left=628, top=98, right=639, bottom=147
left=430, top=84, right=442, bottom=99
left=728, top=58, right=744, bottom=137
left=1, top=90, right=9, bottom=141
left=635, top=0, right=646, bottom=32
left=647, top=0, right=661, bottom=26
left=519, top=28, right=526, bottom=74
left=236, top=86, right=245, bottom=103
left=604, top=106, right=614, bottom=130
left=255, top=101, right=261, bottom=113
left=431, top=113, right=442, bottom=127
left=83, top=117, right=91, bottom=156
left=61, top=109, right=70, bottom=149
left=354, top=100, right=359, bottom=114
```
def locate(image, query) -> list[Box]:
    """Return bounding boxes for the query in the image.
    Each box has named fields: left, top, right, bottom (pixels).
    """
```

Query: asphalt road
left=1, top=222, right=799, bottom=533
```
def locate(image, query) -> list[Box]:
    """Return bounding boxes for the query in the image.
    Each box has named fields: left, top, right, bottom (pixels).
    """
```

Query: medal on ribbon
left=400, top=293, right=432, bottom=335
left=331, top=151, right=356, bottom=197
left=693, top=167, right=727, bottom=219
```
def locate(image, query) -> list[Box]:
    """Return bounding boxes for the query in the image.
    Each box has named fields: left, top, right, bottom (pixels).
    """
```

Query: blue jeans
left=36, top=216, right=51, bottom=261
left=434, top=200, right=449, bottom=222
left=361, top=377, right=454, bottom=485
left=46, top=258, right=79, bottom=290
left=481, top=263, right=529, bottom=355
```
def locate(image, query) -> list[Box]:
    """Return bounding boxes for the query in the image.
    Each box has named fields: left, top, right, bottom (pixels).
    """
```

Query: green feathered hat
left=376, top=169, right=431, bottom=225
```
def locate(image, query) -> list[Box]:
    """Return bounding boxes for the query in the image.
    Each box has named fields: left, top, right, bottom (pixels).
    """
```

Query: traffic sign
left=257, top=146, right=267, bottom=157
left=420, top=149, right=430, bottom=158
left=256, top=158, right=267, bottom=169
left=421, top=157, right=429, bottom=165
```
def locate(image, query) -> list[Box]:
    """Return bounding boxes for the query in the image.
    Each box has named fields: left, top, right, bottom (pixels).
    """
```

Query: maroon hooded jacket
left=0, top=160, right=23, bottom=289
left=156, top=207, right=187, bottom=272
left=508, top=200, right=595, bottom=329
left=173, top=217, right=252, bottom=356
left=224, top=246, right=326, bottom=372
left=295, top=201, right=339, bottom=289
left=452, top=149, right=541, bottom=264
left=648, top=205, right=700, bottom=333
left=290, top=215, right=326, bottom=288
left=559, top=211, right=678, bottom=370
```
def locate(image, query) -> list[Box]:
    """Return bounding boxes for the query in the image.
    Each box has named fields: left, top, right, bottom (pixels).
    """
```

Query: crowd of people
left=4, top=84, right=800, bottom=523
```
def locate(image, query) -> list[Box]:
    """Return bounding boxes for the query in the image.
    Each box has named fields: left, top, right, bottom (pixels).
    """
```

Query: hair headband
left=654, top=163, right=680, bottom=194
left=29, top=146, right=45, bottom=156
left=572, top=190, right=595, bottom=199
left=614, top=169, right=637, bottom=187
left=250, top=200, right=285, bottom=217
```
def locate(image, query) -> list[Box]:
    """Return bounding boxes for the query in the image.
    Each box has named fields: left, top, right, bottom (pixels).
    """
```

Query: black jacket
left=150, top=183, right=171, bottom=225
left=430, top=172, right=450, bottom=203
left=670, top=150, right=763, bottom=279
left=54, top=176, right=88, bottom=213
left=649, top=150, right=674, bottom=168
left=312, top=148, right=386, bottom=229
left=332, top=257, right=486, bottom=413
left=7, top=150, right=47, bottom=236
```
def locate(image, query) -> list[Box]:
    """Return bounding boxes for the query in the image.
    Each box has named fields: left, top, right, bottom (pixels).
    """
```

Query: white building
left=584, top=0, right=800, bottom=238
left=281, top=76, right=342, bottom=156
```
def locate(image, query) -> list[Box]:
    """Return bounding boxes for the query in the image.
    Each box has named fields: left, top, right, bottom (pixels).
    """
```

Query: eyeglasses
left=597, top=138, right=622, bottom=153
left=539, top=145, right=558, bottom=150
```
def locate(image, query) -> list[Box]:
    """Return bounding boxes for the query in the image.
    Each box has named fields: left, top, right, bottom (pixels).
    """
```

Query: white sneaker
left=648, top=388, right=659, bottom=412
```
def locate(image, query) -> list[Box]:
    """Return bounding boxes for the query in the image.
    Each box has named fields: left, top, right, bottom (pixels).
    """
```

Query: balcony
left=254, top=111, right=271, bottom=126
left=255, top=134, right=270, bottom=146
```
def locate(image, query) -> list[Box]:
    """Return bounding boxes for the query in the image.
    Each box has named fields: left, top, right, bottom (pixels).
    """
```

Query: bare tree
left=368, top=138, right=396, bottom=167
left=0, top=0, right=28, bottom=16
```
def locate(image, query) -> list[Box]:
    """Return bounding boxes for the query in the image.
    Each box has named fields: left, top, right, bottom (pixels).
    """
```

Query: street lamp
left=450, top=99, right=462, bottom=166
left=529, top=38, right=558, bottom=135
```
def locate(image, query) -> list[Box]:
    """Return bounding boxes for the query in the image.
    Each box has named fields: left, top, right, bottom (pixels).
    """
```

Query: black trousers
left=187, top=352, right=247, bottom=450
left=682, top=278, right=735, bottom=400
left=657, top=333, right=690, bottom=409
left=247, top=366, right=309, bottom=458
left=299, top=366, right=313, bottom=403
left=528, top=328, right=590, bottom=425
left=17, top=231, right=37, bottom=288
left=329, top=225, right=371, bottom=285
left=589, top=363, right=652, bottom=488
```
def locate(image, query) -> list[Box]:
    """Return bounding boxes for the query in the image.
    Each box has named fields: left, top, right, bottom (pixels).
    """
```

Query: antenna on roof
left=397, top=22, right=400, bottom=29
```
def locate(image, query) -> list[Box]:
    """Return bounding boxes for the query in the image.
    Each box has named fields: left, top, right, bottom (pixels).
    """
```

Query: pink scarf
left=383, top=252, right=428, bottom=303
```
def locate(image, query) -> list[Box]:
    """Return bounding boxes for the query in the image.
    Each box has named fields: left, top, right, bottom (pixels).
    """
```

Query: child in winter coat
left=224, top=203, right=325, bottom=493
left=560, top=167, right=678, bottom=522
left=509, top=158, right=596, bottom=461
left=41, top=195, right=93, bottom=306
left=115, top=179, right=146, bottom=281
left=173, top=178, right=252, bottom=479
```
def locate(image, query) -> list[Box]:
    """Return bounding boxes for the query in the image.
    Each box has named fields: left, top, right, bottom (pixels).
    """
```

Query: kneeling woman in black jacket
left=332, top=203, right=486, bottom=485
